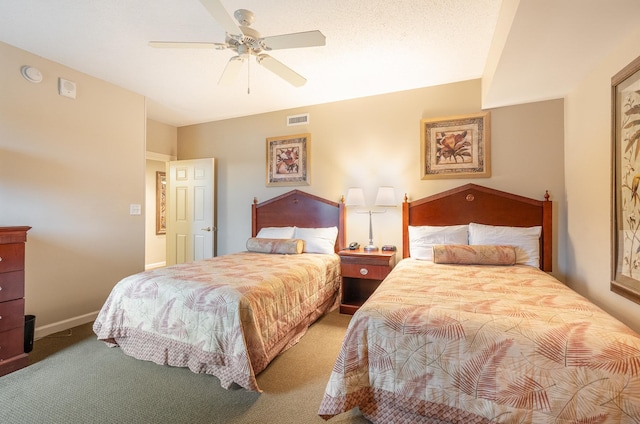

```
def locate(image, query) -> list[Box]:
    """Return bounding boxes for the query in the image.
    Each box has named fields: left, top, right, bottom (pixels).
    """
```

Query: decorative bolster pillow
left=246, top=238, right=304, bottom=255
left=432, top=244, right=516, bottom=265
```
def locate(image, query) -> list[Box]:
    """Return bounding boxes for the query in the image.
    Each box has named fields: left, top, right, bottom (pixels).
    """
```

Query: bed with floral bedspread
left=319, top=258, right=640, bottom=423
left=94, top=251, right=340, bottom=392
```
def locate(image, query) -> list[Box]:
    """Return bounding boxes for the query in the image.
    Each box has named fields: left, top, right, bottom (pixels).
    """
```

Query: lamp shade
left=345, top=188, right=366, bottom=207
left=374, top=186, right=396, bottom=207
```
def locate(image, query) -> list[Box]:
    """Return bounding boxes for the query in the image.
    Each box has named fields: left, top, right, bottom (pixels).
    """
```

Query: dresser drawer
left=0, top=271, right=25, bottom=302
left=341, top=262, right=390, bottom=280
left=0, top=298, right=24, bottom=332
left=0, top=326, right=25, bottom=360
left=0, top=243, right=25, bottom=274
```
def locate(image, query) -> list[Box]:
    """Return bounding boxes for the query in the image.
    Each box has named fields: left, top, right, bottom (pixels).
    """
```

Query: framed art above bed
left=420, top=112, right=491, bottom=179
left=266, top=133, right=311, bottom=187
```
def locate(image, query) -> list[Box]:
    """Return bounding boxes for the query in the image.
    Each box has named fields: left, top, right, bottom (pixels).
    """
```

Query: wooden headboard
left=251, top=190, right=346, bottom=253
left=402, top=183, right=552, bottom=271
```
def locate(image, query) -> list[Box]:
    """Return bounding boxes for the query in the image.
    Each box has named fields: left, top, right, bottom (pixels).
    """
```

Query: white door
left=166, top=158, right=216, bottom=265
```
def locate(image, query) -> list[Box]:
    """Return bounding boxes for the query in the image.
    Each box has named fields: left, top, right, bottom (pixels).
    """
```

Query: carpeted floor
left=0, top=309, right=369, bottom=424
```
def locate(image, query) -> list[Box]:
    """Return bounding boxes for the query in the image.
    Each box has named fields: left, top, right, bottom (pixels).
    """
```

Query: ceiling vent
left=287, top=113, right=309, bottom=126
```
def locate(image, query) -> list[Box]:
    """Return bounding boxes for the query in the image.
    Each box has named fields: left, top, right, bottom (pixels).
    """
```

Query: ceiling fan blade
left=199, top=0, right=241, bottom=35
left=149, top=41, right=228, bottom=49
left=218, top=56, right=244, bottom=85
left=261, top=30, right=326, bottom=51
left=256, top=54, right=306, bottom=87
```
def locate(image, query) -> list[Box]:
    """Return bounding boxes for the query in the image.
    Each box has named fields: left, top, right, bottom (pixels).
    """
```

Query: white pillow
left=256, top=226, right=295, bottom=239
left=468, top=222, right=541, bottom=267
left=293, top=226, right=338, bottom=254
left=408, top=225, right=468, bottom=261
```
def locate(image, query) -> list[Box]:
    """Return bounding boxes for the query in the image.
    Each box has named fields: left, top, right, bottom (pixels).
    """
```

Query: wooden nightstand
left=339, top=249, right=396, bottom=314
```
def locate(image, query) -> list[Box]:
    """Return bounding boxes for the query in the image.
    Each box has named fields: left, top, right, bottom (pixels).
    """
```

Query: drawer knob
left=359, top=268, right=368, bottom=276
left=0, top=256, right=3, bottom=262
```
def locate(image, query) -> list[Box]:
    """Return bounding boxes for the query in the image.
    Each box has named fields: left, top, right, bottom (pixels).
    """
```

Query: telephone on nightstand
left=348, top=242, right=360, bottom=250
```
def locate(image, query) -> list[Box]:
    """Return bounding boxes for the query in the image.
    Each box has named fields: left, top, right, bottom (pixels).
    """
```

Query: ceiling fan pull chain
left=247, top=53, right=251, bottom=94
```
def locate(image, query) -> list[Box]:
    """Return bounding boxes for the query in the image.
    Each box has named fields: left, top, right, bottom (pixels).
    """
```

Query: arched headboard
left=251, top=190, right=346, bottom=253
left=402, top=184, right=552, bottom=271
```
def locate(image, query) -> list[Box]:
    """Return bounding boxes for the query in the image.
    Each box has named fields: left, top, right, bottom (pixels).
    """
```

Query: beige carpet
left=0, top=309, right=369, bottom=424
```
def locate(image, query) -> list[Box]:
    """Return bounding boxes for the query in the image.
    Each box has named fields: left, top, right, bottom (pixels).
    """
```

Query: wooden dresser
left=0, top=226, right=31, bottom=377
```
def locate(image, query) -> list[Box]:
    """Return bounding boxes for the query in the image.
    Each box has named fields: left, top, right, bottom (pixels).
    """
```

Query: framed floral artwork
left=611, top=54, right=640, bottom=305
left=266, top=133, right=310, bottom=187
left=420, top=112, right=491, bottom=179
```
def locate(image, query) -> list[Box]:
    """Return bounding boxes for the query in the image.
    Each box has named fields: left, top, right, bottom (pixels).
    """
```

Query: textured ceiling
left=1, top=1, right=639, bottom=127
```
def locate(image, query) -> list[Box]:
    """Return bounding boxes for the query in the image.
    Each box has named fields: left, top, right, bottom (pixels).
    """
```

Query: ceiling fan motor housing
left=236, top=25, right=264, bottom=53
left=233, top=9, right=255, bottom=27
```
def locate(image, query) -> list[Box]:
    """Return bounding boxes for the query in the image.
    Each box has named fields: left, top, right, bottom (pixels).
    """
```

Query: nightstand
left=339, top=249, right=396, bottom=314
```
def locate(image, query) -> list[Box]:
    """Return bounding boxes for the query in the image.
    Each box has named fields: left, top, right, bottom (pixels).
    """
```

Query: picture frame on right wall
left=611, top=54, right=640, bottom=305
left=420, top=112, right=491, bottom=179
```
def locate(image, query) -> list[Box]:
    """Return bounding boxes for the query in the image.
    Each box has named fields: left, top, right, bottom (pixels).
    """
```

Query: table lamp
left=345, top=186, right=396, bottom=251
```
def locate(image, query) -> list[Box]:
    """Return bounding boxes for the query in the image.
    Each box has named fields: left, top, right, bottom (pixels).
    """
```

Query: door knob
left=201, top=227, right=212, bottom=231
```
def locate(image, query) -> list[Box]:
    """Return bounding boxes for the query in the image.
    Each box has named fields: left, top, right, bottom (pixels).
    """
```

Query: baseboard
left=145, top=261, right=165, bottom=270
left=34, top=310, right=100, bottom=341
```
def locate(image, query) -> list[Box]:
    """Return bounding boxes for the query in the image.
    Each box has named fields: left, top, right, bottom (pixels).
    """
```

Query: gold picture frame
left=266, top=133, right=311, bottom=187
left=611, top=54, right=640, bottom=305
left=420, top=112, right=491, bottom=179
left=156, top=171, right=166, bottom=235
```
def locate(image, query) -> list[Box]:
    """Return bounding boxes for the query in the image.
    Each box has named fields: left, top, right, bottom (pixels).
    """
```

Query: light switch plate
left=129, top=204, right=141, bottom=215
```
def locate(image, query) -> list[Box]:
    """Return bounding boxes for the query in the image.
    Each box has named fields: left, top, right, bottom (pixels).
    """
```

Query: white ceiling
left=1, top=0, right=639, bottom=127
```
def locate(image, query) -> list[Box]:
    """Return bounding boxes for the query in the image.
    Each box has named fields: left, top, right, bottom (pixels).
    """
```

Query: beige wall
left=565, top=27, right=640, bottom=332
left=178, top=80, right=566, bottom=279
left=0, top=42, right=146, bottom=337
left=147, top=118, right=177, bottom=157
left=144, top=119, right=177, bottom=269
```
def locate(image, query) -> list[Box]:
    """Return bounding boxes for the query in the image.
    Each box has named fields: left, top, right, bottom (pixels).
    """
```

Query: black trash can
left=24, top=315, right=36, bottom=353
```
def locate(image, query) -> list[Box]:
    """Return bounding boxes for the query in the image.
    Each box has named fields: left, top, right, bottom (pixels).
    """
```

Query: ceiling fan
left=149, top=0, right=326, bottom=90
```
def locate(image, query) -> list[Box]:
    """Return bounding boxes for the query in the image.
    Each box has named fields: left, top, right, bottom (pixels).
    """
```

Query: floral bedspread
left=319, top=259, right=640, bottom=423
left=94, top=252, right=340, bottom=392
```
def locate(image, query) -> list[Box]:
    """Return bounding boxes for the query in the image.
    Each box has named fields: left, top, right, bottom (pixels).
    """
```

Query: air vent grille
left=287, top=113, right=309, bottom=126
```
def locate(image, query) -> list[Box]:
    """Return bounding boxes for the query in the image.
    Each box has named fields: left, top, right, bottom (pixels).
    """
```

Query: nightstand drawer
left=341, top=263, right=390, bottom=280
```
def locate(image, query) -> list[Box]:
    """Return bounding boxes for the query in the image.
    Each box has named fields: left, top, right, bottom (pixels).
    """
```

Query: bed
left=94, top=190, right=345, bottom=392
left=319, top=183, right=640, bottom=423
